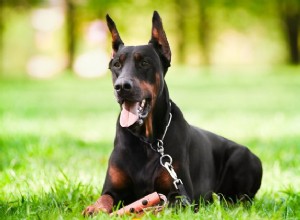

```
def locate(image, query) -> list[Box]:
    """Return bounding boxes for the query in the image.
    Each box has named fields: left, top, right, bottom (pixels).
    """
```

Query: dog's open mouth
left=120, top=99, right=151, bottom=127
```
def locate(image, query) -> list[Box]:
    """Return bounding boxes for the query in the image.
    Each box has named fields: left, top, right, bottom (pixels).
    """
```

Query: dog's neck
left=126, top=84, right=171, bottom=143
left=150, top=84, right=171, bottom=140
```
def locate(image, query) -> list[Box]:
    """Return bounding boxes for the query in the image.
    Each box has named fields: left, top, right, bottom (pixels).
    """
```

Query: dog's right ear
left=149, top=11, right=171, bottom=64
left=106, top=14, right=124, bottom=57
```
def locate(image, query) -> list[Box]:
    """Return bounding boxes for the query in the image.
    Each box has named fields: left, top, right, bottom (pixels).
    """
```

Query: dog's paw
left=82, top=194, right=114, bottom=216
left=82, top=205, right=110, bottom=216
left=82, top=205, right=98, bottom=216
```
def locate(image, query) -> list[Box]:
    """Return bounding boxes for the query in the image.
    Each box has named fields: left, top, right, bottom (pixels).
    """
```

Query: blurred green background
left=0, top=0, right=300, bottom=77
left=0, top=0, right=300, bottom=219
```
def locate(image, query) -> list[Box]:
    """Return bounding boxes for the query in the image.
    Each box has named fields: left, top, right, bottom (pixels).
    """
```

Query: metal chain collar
left=155, top=106, right=191, bottom=206
left=152, top=105, right=183, bottom=190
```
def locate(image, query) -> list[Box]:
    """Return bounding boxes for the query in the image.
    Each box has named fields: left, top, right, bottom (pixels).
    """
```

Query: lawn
left=0, top=66, right=300, bottom=219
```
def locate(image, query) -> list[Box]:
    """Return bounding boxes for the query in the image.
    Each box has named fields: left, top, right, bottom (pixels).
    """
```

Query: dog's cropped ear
left=149, top=11, right=171, bottom=64
left=106, top=14, right=124, bottom=57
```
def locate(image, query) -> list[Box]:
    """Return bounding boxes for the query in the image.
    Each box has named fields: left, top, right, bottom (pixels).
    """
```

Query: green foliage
left=3, top=0, right=41, bottom=8
left=1, top=67, right=300, bottom=219
left=2, top=0, right=297, bottom=74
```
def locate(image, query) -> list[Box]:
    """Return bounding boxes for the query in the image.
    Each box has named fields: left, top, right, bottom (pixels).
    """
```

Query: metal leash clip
left=160, top=154, right=183, bottom=190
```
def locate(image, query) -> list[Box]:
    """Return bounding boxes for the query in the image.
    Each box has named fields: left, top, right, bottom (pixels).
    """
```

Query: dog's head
left=106, top=11, right=171, bottom=129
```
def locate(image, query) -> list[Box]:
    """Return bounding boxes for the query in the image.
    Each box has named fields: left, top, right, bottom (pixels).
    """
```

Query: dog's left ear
left=106, top=14, right=124, bottom=57
left=149, top=11, right=171, bottom=65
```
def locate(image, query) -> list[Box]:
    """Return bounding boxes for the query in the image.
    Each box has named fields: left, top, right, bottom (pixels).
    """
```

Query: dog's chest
left=130, top=150, right=173, bottom=197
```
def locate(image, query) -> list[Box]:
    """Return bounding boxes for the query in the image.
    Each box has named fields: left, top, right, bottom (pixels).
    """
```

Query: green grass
left=1, top=66, right=300, bottom=219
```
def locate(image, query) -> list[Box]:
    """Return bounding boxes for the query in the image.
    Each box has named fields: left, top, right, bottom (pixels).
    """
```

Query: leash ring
left=157, top=139, right=164, bottom=147
left=157, top=139, right=164, bottom=154
left=160, top=154, right=172, bottom=166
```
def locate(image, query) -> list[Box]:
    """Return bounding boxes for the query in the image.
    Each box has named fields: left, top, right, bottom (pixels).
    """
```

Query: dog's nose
left=114, top=78, right=133, bottom=93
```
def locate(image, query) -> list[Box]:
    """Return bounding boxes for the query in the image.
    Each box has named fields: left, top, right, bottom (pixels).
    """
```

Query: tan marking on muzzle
left=138, top=73, right=161, bottom=137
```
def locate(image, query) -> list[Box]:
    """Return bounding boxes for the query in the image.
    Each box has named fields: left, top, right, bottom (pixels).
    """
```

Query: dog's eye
left=113, top=61, right=122, bottom=69
left=141, top=60, right=150, bottom=67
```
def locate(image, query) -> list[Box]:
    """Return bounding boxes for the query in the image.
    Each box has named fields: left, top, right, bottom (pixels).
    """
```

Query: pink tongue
left=120, top=102, right=139, bottom=127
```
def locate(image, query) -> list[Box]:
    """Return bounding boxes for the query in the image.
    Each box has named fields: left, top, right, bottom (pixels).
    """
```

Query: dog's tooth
left=141, top=99, right=146, bottom=108
left=138, top=119, right=143, bottom=125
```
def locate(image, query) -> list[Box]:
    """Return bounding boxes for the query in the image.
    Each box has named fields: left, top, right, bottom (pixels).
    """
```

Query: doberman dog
left=83, top=11, right=262, bottom=216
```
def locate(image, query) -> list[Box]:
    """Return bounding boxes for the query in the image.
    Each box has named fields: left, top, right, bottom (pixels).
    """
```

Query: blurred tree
left=197, top=0, right=211, bottom=65
left=84, top=0, right=123, bottom=18
left=0, top=0, right=3, bottom=72
left=214, top=0, right=300, bottom=65
left=64, top=0, right=122, bottom=72
left=173, top=0, right=213, bottom=65
left=64, top=0, right=76, bottom=70
left=232, top=0, right=299, bottom=65
left=278, top=0, right=300, bottom=65
left=1, top=0, right=299, bottom=76
left=174, top=0, right=187, bottom=64
left=0, top=0, right=41, bottom=74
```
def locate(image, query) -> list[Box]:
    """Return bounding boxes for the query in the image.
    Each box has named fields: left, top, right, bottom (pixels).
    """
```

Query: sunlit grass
left=0, top=66, right=300, bottom=219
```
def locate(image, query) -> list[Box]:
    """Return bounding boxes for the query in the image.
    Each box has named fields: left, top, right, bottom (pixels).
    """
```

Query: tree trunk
left=198, top=0, right=211, bottom=65
left=0, top=0, right=4, bottom=73
left=279, top=1, right=300, bottom=65
left=65, top=0, right=76, bottom=70
left=175, top=0, right=186, bottom=64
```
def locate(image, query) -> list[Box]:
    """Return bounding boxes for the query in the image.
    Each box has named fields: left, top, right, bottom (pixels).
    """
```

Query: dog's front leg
left=82, top=194, right=114, bottom=216
left=83, top=159, right=132, bottom=216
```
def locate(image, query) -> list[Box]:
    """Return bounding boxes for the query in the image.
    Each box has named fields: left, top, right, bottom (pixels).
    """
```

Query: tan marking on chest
left=108, top=165, right=129, bottom=189
left=155, top=169, right=173, bottom=190
left=155, top=163, right=180, bottom=191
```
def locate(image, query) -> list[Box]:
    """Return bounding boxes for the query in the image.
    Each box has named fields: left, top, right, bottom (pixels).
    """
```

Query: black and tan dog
left=83, top=11, right=262, bottom=216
